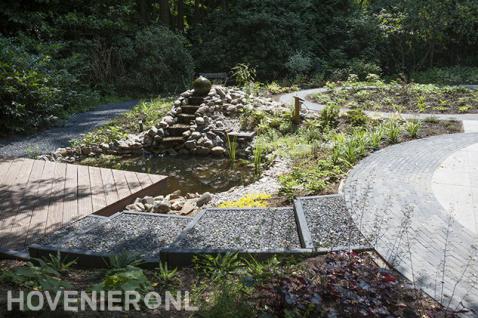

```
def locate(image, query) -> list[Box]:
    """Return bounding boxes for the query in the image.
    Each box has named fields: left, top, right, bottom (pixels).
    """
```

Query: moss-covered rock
left=192, top=76, right=212, bottom=96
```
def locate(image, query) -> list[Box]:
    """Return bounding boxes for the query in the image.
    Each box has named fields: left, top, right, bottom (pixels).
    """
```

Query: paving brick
left=344, top=133, right=478, bottom=313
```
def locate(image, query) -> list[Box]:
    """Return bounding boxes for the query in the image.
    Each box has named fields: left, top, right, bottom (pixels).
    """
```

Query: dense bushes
left=0, top=37, right=98, bottom=136
left=189, top=0, right=478, bottom=82
left=412, top=67, right=478, bottom=85
left=124, top=27, right=194, bottom=95
left=189, top=0, right=363, bottom=81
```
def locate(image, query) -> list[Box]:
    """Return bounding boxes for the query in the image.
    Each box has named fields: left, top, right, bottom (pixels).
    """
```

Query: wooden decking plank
left=77, top=165, right=93, bottom=218
left=0, top=158, right=169, bottom=254
left=89, top=166, right=107, bottom=211
left=149, top=174, right=167, bottom=184
left=135, top=172, right=153, bottom=189
left=101, top=168, right=119, bottom=206
left=3, top=160, right=46, bottom=249
left=0, top=159, right=25, bottom=212
left=0, top=159, right=13, bottom=179
left=0, top=159, right=35, bottom=245
left=123, top=171, right=143, bottom=192
left=62, top=164, right=79, bottom=225
left=0, top=159, right=14, bottom=210
left=45, top=162, right=67, bottom=233
left=25, top=161, right=57, bottom=245
left=111, top=169, right=132, bottom=199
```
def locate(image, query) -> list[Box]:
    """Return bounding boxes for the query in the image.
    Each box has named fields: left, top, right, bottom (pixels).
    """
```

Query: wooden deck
left=0, top=158, right=167, bottom=256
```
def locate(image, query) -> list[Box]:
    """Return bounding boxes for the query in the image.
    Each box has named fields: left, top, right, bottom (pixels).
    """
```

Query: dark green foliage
left=319, top=103, right=340, bottom=129
left=1, top=260, right=72, bottom=291
left=189, top=0, right=362, bottom=80
left=123, top=26, right=194, bottom=95
left=412, top=67, right=478, bottom=85
left=0, top=36, right=99, bottom=136
left=345, top=108, right=369, bottom=127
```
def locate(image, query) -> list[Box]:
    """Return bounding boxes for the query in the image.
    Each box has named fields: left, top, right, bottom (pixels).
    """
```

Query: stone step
left=227, top=131, right=256, bottom=142
left=29, top=212, right=192, bottom=267
left=161, top=136, right=185, bottom=147
left=177, top=113, right=196, bottom=124
left=181, top=105, right=201, bottom=115
left=167, top=124, right=190, bottom=137
left=185, top=96, right=204, bottom=106
left=163, top=207, right=303, bottom=266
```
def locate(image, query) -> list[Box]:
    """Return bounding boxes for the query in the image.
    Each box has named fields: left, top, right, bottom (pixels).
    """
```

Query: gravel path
left=0, top=100, right=138, bottom=158
left=299, top=195, right=367, bottom=249
left=36, top=212, right=191, bottom=259
left=172, top=208, right=301, bottom=250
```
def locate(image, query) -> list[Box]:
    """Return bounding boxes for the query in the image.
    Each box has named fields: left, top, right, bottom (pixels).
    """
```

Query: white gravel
left=36, top=213, right=191, bottom=258
left=172, top=208, right=301, bottom=250
left=300, top=196, right=367, bottom=248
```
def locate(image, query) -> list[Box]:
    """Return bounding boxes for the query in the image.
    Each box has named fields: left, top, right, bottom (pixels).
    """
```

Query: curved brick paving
left=343, top=133, right=478, bottom=315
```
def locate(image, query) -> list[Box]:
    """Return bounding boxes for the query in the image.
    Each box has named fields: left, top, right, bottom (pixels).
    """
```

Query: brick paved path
left=343, top=133, right=478, bottom=315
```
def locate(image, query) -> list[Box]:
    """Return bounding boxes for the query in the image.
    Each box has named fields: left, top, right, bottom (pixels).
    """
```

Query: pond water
left=81, top=155, right=257, bottom=195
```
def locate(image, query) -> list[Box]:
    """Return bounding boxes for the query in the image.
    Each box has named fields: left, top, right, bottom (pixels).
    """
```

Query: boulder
left=191, top=132, right=201, bottom=139
left=164, top=116, right=175, bottom=125
left=195, top=147, right=210, bottom=155
left=196, top=192, right=212, bottom=207
left=142, top=196, right=155, bottom=205
left=184, top=140, right=196, bottom=150
left=169, top=190, right=182, bottom=200
left=147, top=127, right=158, bottom=137
left=153, top=200, right=171, bottom=213
left=211, top=146, right=226, bottom=156
left=195, top=117, right=205, bottom=126
left=179, top=201, right=196, bottom=215
left=216, top=87, right=226, bottom=98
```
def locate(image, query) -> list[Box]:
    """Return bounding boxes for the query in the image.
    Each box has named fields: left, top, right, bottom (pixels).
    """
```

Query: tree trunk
left=136, top=0, right=152, bottom=25
left=177, top=0, right=184, bottom=31
left=160, top=0, right=170, bottom=27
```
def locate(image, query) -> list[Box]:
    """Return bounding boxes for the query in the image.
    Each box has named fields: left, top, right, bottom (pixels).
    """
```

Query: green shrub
left=319, top=103, right=340, bottom=129
left=1, top=261, right=72, bottom=291
left=412, top=67, right=478, bottom=85
left=285, top=51, right=314, bottom=75
left=385, top=119, right=402, bottom=144
left=232, top=63, right=256, bottom=86
left=279, top=159, right=342, bottom=199
left=345, top=108, right=369, bottom=126
left=94, top=265, right=152, bottom=293
left=123, top=26, right=194, bottom=95
left=0, top=36, right=98, bottom=136
left=405, top=120, right=421, bottom=138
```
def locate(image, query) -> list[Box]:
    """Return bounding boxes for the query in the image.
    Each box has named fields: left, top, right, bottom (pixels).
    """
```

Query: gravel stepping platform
left=34, top=215, right=108, bottom=247
left=297, top=195, right=368, bottom=249
left=33, top=212, right=191, bottom=259
left=171, top=208, right=301, bottom=250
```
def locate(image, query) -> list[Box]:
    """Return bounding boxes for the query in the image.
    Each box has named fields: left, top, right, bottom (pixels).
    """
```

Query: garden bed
left=0, top=252, right=456, bottom=317
left=312, top=82, right=478, bottom=114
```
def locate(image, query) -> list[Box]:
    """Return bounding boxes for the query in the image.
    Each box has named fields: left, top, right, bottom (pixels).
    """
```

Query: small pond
left=81, top=155, right=257, bottom=195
